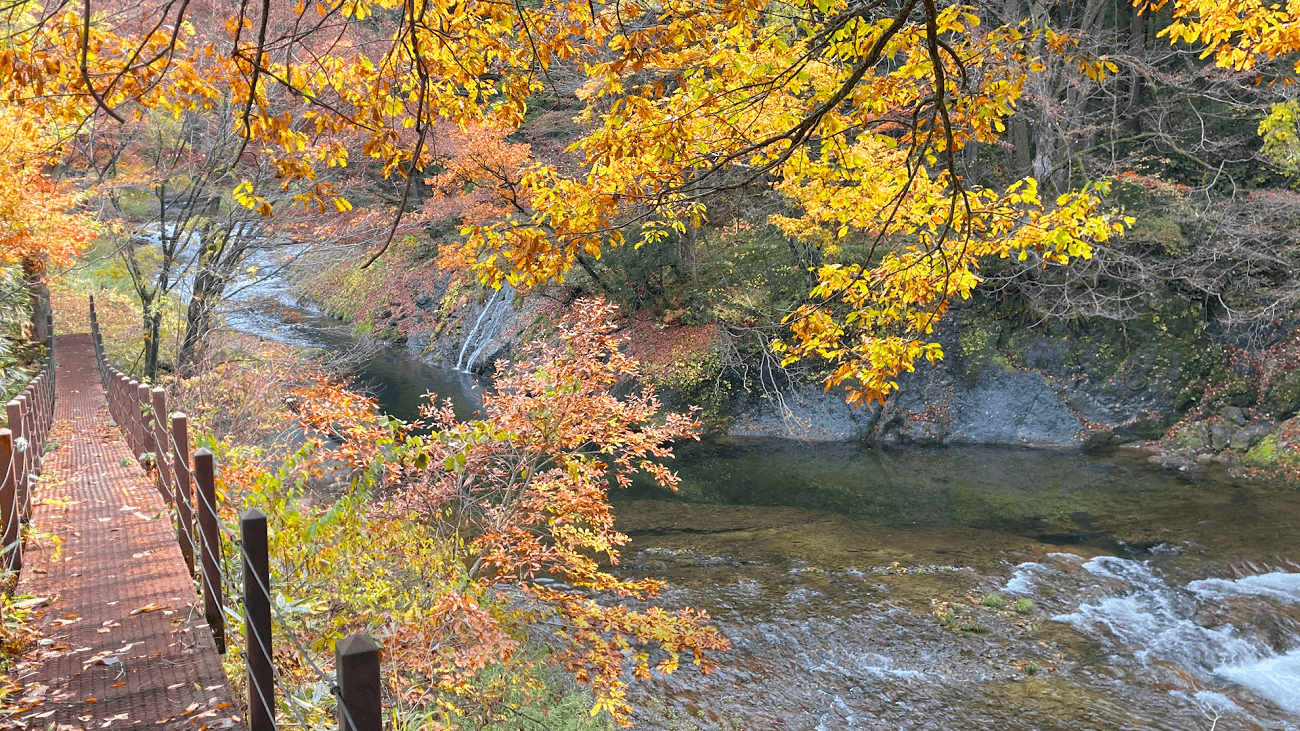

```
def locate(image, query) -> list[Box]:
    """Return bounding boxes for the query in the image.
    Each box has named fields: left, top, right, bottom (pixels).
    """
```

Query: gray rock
left=1220, top=405, right=1247, bottom=426
left=937, top=367, right=1086, bottom=447
left=1152, top=450, right=1197, bottom=472
left=1229, top=423, right=1271, bottom=451
left=730, top=385, right=880, bottom=441
left=1176, top=422, right=1209, bottom=449
left=1209, top=423, right=1231, bottom=451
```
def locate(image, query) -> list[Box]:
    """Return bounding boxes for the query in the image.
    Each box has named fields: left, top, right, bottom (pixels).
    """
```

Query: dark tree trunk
left=178, top=229, right=233, bottom=374
left=22, top=258, right=50, bottom=345
left=143, top=305, right=162, bottom=381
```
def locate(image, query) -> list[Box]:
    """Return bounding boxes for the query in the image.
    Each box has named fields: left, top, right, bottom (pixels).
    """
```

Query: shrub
left=981, top=593, right=1007, bottom=610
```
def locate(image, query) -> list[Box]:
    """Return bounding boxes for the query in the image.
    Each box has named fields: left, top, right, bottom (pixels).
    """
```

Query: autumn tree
left=0, top=106, right=91, bottom=346
left=0, top=0, right=1137, bottom=404
left=79, top=101, right=363, bottom=378
left=276, top=298, right=726, bottom=725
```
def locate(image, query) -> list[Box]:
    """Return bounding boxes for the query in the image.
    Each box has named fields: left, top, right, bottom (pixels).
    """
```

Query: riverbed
left=231, top=292, right=1300, bottom=731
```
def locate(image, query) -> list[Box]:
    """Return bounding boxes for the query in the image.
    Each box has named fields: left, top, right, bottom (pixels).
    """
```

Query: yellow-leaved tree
left=1, top=0, right=1136, bottom=405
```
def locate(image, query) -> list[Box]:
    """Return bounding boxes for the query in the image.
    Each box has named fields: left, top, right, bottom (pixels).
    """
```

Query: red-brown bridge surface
left=10, top=334, right=240, bottom=730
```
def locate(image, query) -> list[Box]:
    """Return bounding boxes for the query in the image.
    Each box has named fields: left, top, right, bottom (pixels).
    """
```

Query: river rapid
left=230, top=291, right=1300, bottom=731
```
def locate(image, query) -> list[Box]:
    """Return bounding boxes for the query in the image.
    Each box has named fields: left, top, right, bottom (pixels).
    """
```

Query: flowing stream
left=229, top=291, right=1300, bottom=731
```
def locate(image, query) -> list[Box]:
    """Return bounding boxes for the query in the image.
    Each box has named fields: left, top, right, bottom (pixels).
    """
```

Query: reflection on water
left=620, top=437, right=1299, bottom=548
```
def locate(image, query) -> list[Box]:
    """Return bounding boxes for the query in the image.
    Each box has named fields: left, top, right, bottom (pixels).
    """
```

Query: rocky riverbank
left=1134, top=409, right=1300, bottom=485
left=291, top=242, right=1300, bottom=459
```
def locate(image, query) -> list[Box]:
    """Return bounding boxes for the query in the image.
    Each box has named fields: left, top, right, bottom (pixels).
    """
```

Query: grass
left=0, top=593, right=42, bottom=714
left=980, top=593, right=1007, bottom=610
left=1014, top=597, right=1035, bottom=615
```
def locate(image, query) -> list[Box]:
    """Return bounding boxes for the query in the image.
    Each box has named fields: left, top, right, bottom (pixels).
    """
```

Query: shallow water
left=233, top=291, right=1300, bottom=730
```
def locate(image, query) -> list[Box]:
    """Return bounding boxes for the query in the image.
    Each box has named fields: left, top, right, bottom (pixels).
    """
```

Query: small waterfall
left=455, top=284, right=513, bottom=372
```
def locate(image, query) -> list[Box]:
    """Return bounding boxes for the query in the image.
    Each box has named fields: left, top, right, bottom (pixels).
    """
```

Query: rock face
left=334, top=267, right=1233, bottom=449
left=730, top=300, right=1219, bottom=447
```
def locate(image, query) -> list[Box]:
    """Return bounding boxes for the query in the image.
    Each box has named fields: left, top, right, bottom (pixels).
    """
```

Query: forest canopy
left=1, top=0, right=1296, bottom=396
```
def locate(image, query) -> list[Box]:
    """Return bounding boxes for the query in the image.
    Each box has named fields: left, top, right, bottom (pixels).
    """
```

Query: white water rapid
left=1003, top=551, right=1300, bottom=728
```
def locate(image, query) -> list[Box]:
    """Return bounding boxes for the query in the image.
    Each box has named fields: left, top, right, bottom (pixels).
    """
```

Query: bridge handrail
left=86, top=296, right=383, bottom=731
left=1, top=310, right=57, bottom=576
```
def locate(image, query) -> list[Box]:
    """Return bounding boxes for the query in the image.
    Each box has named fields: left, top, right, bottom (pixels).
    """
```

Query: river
left=230, top=290, right=1300, bottom=731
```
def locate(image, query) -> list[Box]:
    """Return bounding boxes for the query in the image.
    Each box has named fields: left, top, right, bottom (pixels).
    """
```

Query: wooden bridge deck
left=10, top=333, right=240, bottom=730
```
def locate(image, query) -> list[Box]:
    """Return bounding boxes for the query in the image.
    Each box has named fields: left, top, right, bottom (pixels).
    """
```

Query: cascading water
left=455, top=284, right=513, bottom=372
left=1001, top=550, right=1300, bottom=728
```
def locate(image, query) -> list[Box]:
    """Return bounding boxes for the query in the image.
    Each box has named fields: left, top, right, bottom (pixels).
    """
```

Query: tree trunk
left=1011, top=117, right=1032, bottom=178
left=681, top=225, right=700, bottom=288
left=22, top=258, right=50, bottom=345
left=178, top=277, right=225, bottom=375
left=143, top=301, right=162, bottom=381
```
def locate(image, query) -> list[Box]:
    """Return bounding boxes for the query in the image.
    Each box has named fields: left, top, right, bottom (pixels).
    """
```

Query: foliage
left=0, top=270, right=36, bottom=400
left=206, top=299, right=723, bottom=728
left=49, top=244, right=188, bottom=376
left=0, top=98, right=91, bottom=381
left=387, top=298, right=724, bottom=723
left=0, top=594, right=41, bottom=718
left=0, top=107, right=90, bottom=272
left=980, top=593, right=1007, bottom=610
left=1, top=0, right=1137, bottom=408
left=1150, top=0, right=1300, bottom=72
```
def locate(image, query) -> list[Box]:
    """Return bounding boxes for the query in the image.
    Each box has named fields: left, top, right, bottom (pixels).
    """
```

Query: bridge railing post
left=149, top=387, right=173, bottom=504
left=45, top=312, right=53, bottom=393
left=117, top=374, right=131, bottom=439
left=171, top=413, right=195, bottom=574
left=241, top=508, right=275, bottom=731
left=26, top=379, right=45, bottom=481
left=194, top=448, right=225, bottom=654
left=6, top=399, right=27, bottom=523
left=335, top=634, right=382, bottom=731
left=0, top=429, right=18, bottom=574
left=135, top=382, right=152, bottom=467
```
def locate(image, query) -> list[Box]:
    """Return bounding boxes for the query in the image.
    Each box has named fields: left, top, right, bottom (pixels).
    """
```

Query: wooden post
left=45, top=313, right=53, bottom=392
left=194, top=449, right=225, bottom=653
left=127, top=379, right=142, bottom=457
left=114, top=373, right=127, bottom=428
left=26, top=379, right=43, bottom=477
left=335, top=634, right=382, bottom=731
left=42, top=374, right=51, bottom=437
left=172, top=413, right=195, bottom=573
left=0, top=429, right=18, bottom=574
left=106, top=370, right=117, bottom=423
left=150, top=388, right=173, bottom=504
left=30, top=378, right=44, bottom=450
left=241, top=508, right=275, bottom=731
left=16, top=395, right=31, bottom=519
left=136, top=382, right=152, bottom=466
left=117, top=375, right=132, bottom=440
left=6, top=400, right=27, bottom=522
left=94, top=334, right=105, bottom=381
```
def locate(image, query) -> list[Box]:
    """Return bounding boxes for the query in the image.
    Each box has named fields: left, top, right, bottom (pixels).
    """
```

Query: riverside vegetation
left=5, top=0, right=1300, bottom=727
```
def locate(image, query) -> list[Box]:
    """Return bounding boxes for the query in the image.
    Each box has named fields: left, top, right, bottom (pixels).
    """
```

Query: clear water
left=231, top=288, right=1300, bottom=729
